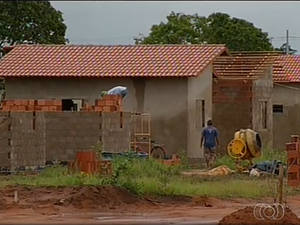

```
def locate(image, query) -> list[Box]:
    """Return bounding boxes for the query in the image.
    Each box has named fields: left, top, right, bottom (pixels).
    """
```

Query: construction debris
left=181, top=165, right=235, bottom=177
left=249, top=168, right=260, bottom=177
left=252, top=160, right=284, bottom=175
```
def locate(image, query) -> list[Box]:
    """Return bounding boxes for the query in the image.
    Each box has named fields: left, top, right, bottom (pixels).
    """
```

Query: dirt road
left=1, top=186, right=300, bottom=224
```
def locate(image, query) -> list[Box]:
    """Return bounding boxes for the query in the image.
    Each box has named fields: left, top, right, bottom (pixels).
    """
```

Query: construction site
left=0, top=45, right=300, bottom=225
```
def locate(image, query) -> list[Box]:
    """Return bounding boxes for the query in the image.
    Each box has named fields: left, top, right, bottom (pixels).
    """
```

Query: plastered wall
left=273, top=83, right=300, bottom=150
left=252, top=67, right=273, bottom=149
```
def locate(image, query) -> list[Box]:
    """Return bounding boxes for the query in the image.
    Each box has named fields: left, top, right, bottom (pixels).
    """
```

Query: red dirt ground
left=1, top=186, right=146, bottom=211
left=219, top=206, right=300, bottom=225
left=1, top=186, right=300, bottom=224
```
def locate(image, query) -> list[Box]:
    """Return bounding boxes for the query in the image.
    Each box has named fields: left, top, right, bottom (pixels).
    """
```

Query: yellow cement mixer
left=227, top=129, right=262, bottom=171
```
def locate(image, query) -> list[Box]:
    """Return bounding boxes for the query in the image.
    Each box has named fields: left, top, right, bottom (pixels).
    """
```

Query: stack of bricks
left=285, top=135, right=300, bottom=188
left=68, top=151, right=113, bottom=175
left=1, top=99, right=62, bottom=111
left=82, top=95, right=122, bottom=112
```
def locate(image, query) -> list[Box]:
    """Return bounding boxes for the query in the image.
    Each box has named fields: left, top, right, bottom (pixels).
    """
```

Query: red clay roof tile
left=273, top=55, right=300, bottom=82
left=0, top=44, right=227, bottom=78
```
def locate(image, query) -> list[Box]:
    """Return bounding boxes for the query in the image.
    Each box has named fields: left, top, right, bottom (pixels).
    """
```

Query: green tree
left=0, top=1, right=67, bottom=52
left=141, top=12, right=273, bottom=51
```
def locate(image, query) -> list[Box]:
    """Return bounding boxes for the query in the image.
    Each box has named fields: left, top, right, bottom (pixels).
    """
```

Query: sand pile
left=219, top=206, right=300, bottom=225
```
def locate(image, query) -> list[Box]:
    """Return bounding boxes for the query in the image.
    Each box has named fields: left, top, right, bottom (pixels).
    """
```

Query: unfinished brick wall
left=0, top=111, right=132, bottom=170
left=0, top=112, right=12, bottom=168
left=0, top=111, right=45, bottom=170
left=1, top=99, right=62, bottom=111
left=0, top=95, right=122, bottom=112
left=45, top=111, right=131, bottom=162
left=212, top=79, right=253, bottom=154
left=44, top=112, right=101, bottom=162
left=0, top=95, right=132, bottom=170
left=83, top=95, right=122, bottom=112
left=100, top=112, right=131, bottom=153
left=10, top=112, right=46, bottom=169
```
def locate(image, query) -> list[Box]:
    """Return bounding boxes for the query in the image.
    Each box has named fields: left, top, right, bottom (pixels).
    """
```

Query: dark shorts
left=204, top=147, right=216, bottom=161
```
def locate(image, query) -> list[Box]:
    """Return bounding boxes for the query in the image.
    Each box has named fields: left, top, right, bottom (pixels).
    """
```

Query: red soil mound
left=219, top=206, right=300, bottom=225
left=62, top=186, right=142, bottom=209
left=1, top=186, right=144, bottom=210
left=0, top=191, right=7, bottom=210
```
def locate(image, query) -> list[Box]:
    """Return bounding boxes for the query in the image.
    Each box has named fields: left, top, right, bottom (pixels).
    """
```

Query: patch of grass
left=0, top=150, right=295, bottom=199
left=91, top=141, right=104, bottom=161
left=255, top=147, right=287, bottom=164
left=137, top=176, right=272, bottom=199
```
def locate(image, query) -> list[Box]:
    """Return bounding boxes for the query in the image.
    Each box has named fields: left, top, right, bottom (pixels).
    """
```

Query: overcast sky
left=51, top=1, right=300, bottom=53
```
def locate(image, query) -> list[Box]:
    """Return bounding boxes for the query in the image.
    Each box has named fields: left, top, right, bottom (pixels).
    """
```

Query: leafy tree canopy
left=0, top=1, right=67, bottom=50
left=140, top=12, right=273, bottom=51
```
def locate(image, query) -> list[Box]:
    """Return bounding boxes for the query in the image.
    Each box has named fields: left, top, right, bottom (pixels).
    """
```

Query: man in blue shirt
left=200, top=119, right=219, bottom=168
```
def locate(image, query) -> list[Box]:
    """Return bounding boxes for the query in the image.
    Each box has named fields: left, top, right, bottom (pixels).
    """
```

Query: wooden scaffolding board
left=131, top=112, right=151, bottom=157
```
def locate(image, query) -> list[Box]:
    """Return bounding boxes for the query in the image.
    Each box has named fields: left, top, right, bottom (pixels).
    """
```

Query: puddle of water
left=95, top=217, right=116, bottom=220
left=94, top=216, right=148, bottom=221
left=46, top=212, right=221, bottom=224
left=93, top=216, right=219, bottom=224
left=1, top=211, right=220, bottom=225
left=53, top=212, right=148, bottom=217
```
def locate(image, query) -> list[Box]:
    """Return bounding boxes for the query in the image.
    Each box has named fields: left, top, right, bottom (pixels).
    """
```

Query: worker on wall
left=101, top=86, right=128, bottom=99
left=200, top=119, right=219, bottom=168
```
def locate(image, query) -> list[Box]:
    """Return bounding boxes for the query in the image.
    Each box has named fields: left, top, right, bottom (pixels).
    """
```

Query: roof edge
left=274, top=81, right=300, bottom=83
left=196, top=47, right=229, bottom=77
left=11, top=43, right=227, bottom=48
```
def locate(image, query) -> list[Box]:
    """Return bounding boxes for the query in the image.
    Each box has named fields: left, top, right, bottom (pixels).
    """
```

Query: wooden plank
left=278, top=164, right=284, bottom=204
